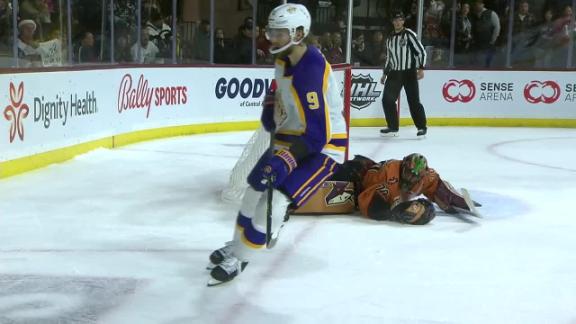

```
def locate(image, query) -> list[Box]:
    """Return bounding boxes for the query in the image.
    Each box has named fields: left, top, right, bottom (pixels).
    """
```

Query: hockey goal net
left=221, top=64, right=352, bottom=203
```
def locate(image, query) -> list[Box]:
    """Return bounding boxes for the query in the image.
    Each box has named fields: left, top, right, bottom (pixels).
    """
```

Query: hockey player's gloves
left=261, top=92, right=276, bottom=132
left=248, top=149, right=297, bottom=191
left=391, top=198, right=436, bottom=225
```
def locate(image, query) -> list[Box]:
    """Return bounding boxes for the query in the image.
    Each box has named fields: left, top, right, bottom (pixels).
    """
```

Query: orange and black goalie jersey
left=358, top=159, right=440, bottom=219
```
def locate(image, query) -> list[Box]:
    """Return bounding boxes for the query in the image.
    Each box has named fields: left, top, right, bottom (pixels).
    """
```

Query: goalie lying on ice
left=329, top=153, right=481, bottom=225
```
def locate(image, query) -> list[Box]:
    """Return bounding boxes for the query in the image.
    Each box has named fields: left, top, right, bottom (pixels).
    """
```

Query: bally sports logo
left=442, top=79, right=476, bottom=103
left=117, top=74, right=188, bottom=118
left=3, top=82, right=29, bottom=143
left=523, top=81, right=561, bottom=104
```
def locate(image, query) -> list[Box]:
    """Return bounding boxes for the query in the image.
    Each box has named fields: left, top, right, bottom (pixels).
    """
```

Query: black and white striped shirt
left=384, top=28, right=427, bottom=74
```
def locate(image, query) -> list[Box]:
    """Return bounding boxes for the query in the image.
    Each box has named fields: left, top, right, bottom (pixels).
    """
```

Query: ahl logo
left=442, top=79, right=476, bottom=103
left=350, top=74, right=382, bottom=110
left=523, top=81, right=560, bottom=104
left=3, top=82, right=29, bottom=143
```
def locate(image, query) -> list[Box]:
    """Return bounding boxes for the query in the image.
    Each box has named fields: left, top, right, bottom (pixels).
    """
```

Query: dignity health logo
left=3, top=82, right=29, bottom=143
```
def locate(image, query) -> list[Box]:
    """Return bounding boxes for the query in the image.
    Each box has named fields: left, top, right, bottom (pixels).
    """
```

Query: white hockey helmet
left=266, top=3, right=311, bottom=54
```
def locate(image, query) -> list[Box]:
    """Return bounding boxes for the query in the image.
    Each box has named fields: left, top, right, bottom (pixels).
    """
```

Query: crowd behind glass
left=0, top=0, right=575, bottom=69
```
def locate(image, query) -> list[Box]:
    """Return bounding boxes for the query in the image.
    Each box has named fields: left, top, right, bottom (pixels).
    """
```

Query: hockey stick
left=265, top=130, right=275, bottom=248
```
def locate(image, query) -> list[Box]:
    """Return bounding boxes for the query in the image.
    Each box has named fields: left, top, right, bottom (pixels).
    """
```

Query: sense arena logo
left=3, top=82, right=29, bottom=143
left=442, top=79, right=476, bottom=103
left=523, top=80, right=561, bottom=104
left=350, top=74, right=382, bottom=110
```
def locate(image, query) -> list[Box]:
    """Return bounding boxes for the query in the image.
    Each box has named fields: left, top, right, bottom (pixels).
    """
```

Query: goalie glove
left=391, top=198, right=436, bottom=225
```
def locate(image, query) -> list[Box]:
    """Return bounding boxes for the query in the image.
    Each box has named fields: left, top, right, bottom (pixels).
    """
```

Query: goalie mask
left=266, top=3, right=311, bottom=54
left=400, top=153, right=428, bottom=192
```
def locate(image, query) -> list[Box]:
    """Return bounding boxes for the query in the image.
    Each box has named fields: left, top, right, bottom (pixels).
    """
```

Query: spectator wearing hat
left=17, top=19, right=42, bottom=67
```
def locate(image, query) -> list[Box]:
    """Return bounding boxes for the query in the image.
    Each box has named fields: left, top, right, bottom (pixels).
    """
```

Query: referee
left=380, top=11, right=428, bottom=137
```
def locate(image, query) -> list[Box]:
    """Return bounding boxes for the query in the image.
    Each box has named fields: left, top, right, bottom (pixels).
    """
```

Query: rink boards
left=1, top=66, right=575, bottom=177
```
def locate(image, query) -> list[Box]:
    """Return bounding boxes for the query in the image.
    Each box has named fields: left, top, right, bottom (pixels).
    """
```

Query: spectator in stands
left=320, top=32, right=332, bottom=53
left=351, top=32, right=371, bottom=66
left=77, top=31, right=99, bottom=64
left=214, top=27, right=232, bottom=64
left=256, top=25, right=272, bottom=64
left=17, top=19, right=42, bottom=67
left=115, top=33, right=132, bottom=63
left=423, top=0, right=446, bottom=44
left=511, top=0, right=537, bottom=67
left=366, top=30, right=386, bottom=66
left=325, top=31, right=345, bottom=64
left=233, top=18, right=257, bottom=64
left=0, top=0, right=11, bottom=51
left=552, top=4, right=574, bottom=67
left=193, top=19, right=210, bottom=62
left=131, top=28, right=160, bottom=64
left=470, top=0, right=501, bottom=67
left=454, top=2, right=473, bottom=67
left=308, top=34, right=322, bottom=50
left=114, top=0, right=136, bottom=33
left=147, top=9, right=172, bottom=61
left=534, top=8, right=556, bottom=68
left=20, top=0, right=51, bottom=39
left=405, top=1, right=418, bottom=31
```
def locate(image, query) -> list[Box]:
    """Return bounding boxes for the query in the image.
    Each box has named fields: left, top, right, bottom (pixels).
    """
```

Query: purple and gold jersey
left=273, top=46, right=348, bottom=164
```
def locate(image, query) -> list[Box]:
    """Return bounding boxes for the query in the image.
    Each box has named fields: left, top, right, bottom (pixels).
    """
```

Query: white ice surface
left=1, top=127, right=575, bottom=324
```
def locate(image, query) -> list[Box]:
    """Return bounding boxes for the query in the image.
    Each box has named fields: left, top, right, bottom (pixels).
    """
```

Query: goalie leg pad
left=434, top=180, right=469, bottom=213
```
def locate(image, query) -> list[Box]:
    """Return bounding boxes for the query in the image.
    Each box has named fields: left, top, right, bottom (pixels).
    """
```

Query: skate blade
left=206, top=278, right=228, bottom=287
left=206, top=262, right=216, bottom=271
left=416, top=135, right=426, bottom=139
left=380, top=133, right=398, bottom=138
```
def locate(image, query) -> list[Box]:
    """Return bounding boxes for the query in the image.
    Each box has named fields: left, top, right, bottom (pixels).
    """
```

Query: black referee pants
left=381, top=69, right=427, bottom=131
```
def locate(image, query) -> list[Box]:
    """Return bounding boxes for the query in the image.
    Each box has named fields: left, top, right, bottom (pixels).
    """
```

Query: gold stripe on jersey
left=322, top=61, right=332, bottom=142
left=331, top=133, right=348, bottom=139
left=324, top=144, right=347, bottom=151
left=298, top=161, right=338, bottom=205
left=292, top=156, right=330, bottom=198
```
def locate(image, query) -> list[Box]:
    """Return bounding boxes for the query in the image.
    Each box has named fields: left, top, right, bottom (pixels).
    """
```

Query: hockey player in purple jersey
left=207, top=3, right=348, bottom=286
